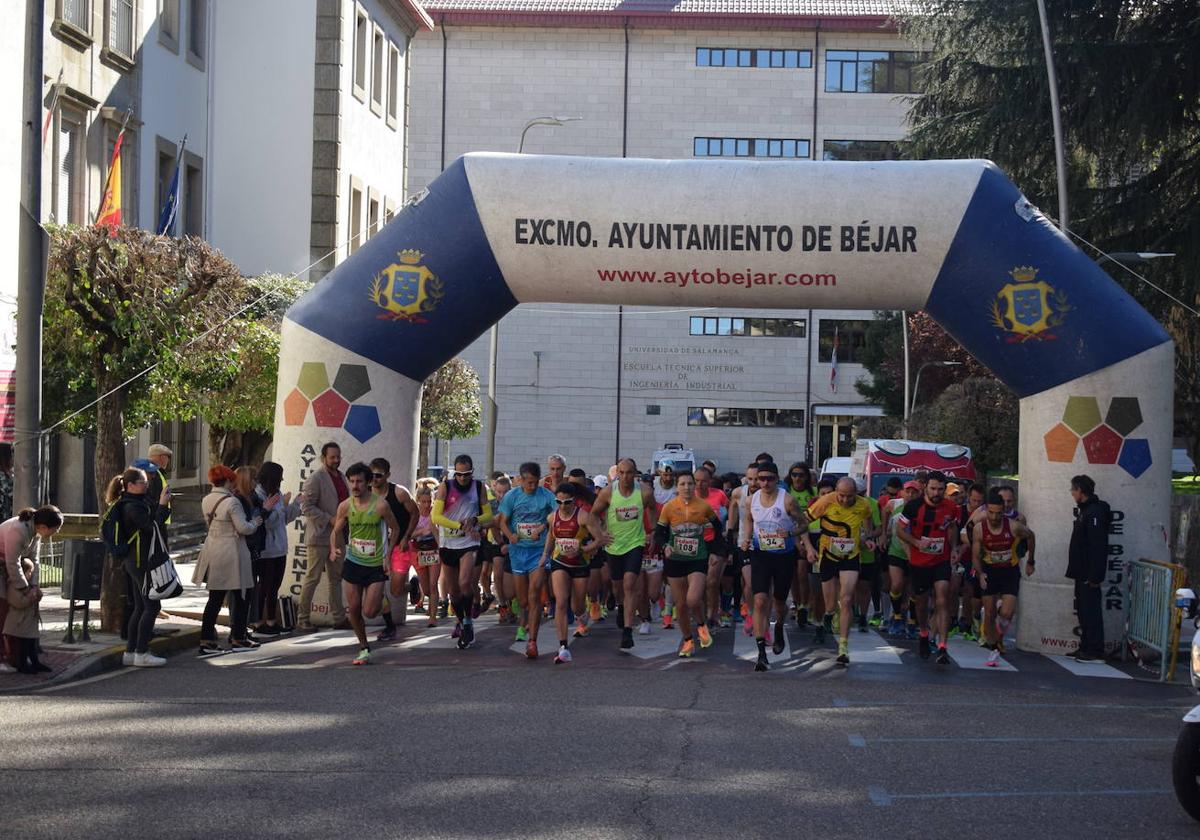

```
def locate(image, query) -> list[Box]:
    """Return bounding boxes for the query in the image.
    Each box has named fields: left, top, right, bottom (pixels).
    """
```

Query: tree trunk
left=95, top=372, right=129, bottom=633
left=243, top=429, right=273, bottom=468
left=418, top=429, right=429, bottom=475
left=207, top=425, right=225, bottom=468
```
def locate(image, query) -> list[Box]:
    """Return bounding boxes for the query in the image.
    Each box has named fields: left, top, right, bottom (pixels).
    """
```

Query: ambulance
left=850, top=439, right=976, bottom=497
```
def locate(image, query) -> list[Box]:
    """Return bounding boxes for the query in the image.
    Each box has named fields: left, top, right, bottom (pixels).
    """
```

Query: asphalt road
left=4, top=617, right=1199, bottom=839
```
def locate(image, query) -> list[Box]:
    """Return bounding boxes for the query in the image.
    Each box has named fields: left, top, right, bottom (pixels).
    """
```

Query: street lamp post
left=911, top=360, right=962, bottom=417
left=1034, top=0, right=1069, bottom=231
left=484, top=116, right=583, bottom=476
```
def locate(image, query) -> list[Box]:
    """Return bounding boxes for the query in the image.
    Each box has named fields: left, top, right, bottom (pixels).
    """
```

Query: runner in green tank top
left=588, top=458, right=658, bottom=652
left=331, top=463, right=402, bottom=665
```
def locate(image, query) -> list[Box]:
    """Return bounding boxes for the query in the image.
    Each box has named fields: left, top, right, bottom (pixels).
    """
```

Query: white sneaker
left=0, top=662, right=15, bottom=674
left=638, top=621, right=652, bottom=636
left=554, top=646, right=572, bottom=664
left=122, top=652, right=135, bottom=666
left=133, top=652, right=166, bottom=667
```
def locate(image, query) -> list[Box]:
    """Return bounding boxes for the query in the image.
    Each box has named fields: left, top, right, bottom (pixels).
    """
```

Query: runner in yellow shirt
left=804, top=477, right=878, bottom=667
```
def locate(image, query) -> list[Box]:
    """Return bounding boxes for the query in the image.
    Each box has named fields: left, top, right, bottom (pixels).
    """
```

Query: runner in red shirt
left=896, top=470, right=960, bottom=665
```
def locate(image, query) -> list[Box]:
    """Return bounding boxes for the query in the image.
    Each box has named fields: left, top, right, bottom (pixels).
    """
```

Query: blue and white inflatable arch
left=276, top=153, right=1172, bottom=653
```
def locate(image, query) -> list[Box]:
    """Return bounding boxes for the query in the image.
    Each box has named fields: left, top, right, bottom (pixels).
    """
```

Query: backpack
left=101, top=499, right=138, bottom=560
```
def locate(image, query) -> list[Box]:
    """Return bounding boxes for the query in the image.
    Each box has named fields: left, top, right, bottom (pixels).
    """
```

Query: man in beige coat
left=298, top=442, right=350, bottom=630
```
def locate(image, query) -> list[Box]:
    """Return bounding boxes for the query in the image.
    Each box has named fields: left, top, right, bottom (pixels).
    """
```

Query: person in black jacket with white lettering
left=1065, top=474, right=1110, bottom=662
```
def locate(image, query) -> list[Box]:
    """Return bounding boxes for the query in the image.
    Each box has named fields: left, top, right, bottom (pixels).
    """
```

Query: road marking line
left=845, top=629, right=904, bottom=665
left=868, top=786, right=1171, bottom=806
left=1045, top=654, right=1132, bottom=679
left=34, top=666, right=135, bottom=693
left=945, top=637, right=1017, bottom=671
left=850, top=734, right=1171, bottom=747
left=831, top=698, right=1188, bottom=711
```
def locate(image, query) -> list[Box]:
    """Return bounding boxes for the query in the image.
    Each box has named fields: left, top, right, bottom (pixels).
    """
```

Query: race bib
left=350, top=537, right=378, bottom=557
left=615, top=505, right=639, bottom=522
left=922, top=537, right=945, bottom=555
left=418, top=550, right=440, bottom=567
left=556, top=537, right=580, bottom=556
left=987, top=549, right=1013, bottom=566
left=758, top=528, right=787, bottom=552
left=642, top=557, right=663, bottom=573
left=673, top=536, right=700, bottom=557
left=517, top=522, right=540, bottom=540
left=443, top=525, right=464, bottom=538
left=829, top=537, right=855, bottom=557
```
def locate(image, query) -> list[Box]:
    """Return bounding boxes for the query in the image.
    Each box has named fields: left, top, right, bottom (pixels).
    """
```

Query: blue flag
left=156, top=136, right=186, bottom=236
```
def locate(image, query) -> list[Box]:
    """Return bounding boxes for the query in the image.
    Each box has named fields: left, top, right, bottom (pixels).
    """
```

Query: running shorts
left=886, top=551, right=909, bottom=573
left=750, top=549, right=797, bottom=596
left=479, top=541, right=503, bottom=564
left=858, top=560, right=879, bottom=586
left=981, top=564, right=1020, bottom=598
left=441, top=547, right=477, bottom=568
left=550, top=559, right=590, bottom=579
left=508, top=543, right=543, bottom=576
left=704, top=535, right=727, bottom=557
left=819, top=555, right=862, bottom=582
left=606, top=546, right=644, bottom=579
left=390, top=546, right=416, bottom=576
left=342, top=558, right=387, bottom=587
left=666, top=558, right=706, bottom=578
left=589, top=549, right=607, bottom=571
left=910, top=561, right=952, bottom=595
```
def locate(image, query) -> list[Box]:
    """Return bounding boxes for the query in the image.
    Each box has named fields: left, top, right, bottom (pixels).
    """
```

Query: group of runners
left=325, top=451, right=1035, bottom=671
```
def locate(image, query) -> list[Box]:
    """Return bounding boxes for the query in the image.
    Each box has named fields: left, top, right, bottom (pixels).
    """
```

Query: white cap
left=592, top=474, right=609, bottom=488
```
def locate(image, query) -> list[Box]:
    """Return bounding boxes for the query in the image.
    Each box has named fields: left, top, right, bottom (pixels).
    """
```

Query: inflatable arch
left=275, top=154, right=1172, bottom=654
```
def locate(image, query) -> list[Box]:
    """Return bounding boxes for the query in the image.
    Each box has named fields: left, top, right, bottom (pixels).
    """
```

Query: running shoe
left=197, top=641, right=222, bottom=657
left=754, top=652, right=769, bottom=672
left=589, top=600, right=602, bottom=622
left=662, top=608, right=674, bottom=630
left=427, top=619, right=438, bottom=628
left=638, top=621, right=652, bottom=636
left=515, top=626, right=528, bottom=643
left=620, top=627, right=635, bottom=650
left=353, top=648, right=371, bottom=665
left=573, top=621, right=590, bottom=638
left=740, top=602, right=751, bottom=623
left=525, top=640, right=538, bottom=659
left=719, top=611, right=732, bottom=628
left=986, top=648, right=1001, bottom=667
left=678, top=639, right=696, bottom=658
left=452, top=622, right=462, bottom=639
left=498, top=604, right=510, bottom=623
left=697, top=624, right=713, bottom=649
left=905, top=622, right=920, bottom=641
left=462, top=623, right=474, bottom=647
left=606, top=593, right=617, bottom=611
left=813, top=625, right=826, bottom=645
left=481, top=593, right=496, bottom=612
left=599, top=605, right=609, bottom=621
left=230, top=638, right=260, bottom=650
left=375, top=627, right=396, bottom=642
left=438, top=600, right=449, bottom=618
left=772, top=624, right=786, bottom=656
left=555, top=646, right=572, bottom=664
left=918, top=634, right=931, bottom=659
left=857, top=615, right=868, bottom=633
left=935, top=645, right=950, bottom=665
left=797, top=606, right=810, bottom=628
left=742, top=617, right=754, bottom=637
left=836, top=652, right=850, bottom=667
left=868, top=615, right=883, bottom=628
left=471, top=601, right=482, bottom=619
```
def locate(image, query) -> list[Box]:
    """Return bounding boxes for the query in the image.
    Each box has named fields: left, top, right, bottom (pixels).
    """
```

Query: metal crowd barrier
left=1124, top=557, right=1188, bottom=681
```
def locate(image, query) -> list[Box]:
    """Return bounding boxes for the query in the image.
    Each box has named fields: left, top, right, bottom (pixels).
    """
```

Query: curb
left=3, top=627, right=203, bottom=693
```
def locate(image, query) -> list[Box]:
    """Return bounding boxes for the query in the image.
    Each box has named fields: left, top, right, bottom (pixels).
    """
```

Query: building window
left=59, top=0, right=91, bottom=34
left=349, top=180, right=364, bottom=254
left=353, top=7, right=368, bottom=102
left=688, top=407, right=805, bottom=428
left=370, top=25, right=385, bottom=114
left=155, top=138, right=177, bottom=233
left=689, top=316, right=806, bottom=338
left=54, top=109, right=85, bottom=225
left=158, top=0, right=179, bottom=48
left=186, top=0, right=206, bottom=67
left=182, top=153, right=203, bottom=237
left=386, top=42, right=400, bottom=127
left=178, top=418, right=200, bottom=477
left=694, top=137, right=810, bottom=159
left=367, top=191, right=380, bottom=240
left=818, top=319, right=870, bottom=364
left=646, top=405, right=661, bottom=416
left=825, top=50, right=922, bottom=94
left=696, top=47, right=811, bottom=69
left=105, top=0, right=134, bottom=60
left=822, top=139, right=901, bottom=161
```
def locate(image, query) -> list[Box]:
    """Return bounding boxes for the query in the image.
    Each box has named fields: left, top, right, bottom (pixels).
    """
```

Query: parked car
left=819, top=457, right=852, bottom=483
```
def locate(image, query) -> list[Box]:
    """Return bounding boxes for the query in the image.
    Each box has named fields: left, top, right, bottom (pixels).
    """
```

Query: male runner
left=649, top=463, right=676, bottom=629
left=896, top=470, right=960, bottom=665
left=807, top=478, right=836, bottom=642
left=805, top=477, right=877, bottom=666
left=588, top=458, right=657, bottom=651
left=657, top=472, right=721, bottom=657
left=852, top=479, right=883, bottom=632
left=739, top=461, right=807, bottom=672
left=541, top=482, right=597, bottom=663
left=431, top=454, right=495, bottom=650
left=785, top=462, right=817, bottom=629
left=498, top=462, right=557, bottom=658
left=972, top=488, right=1036, bottom=666
left=329, top=462, right=402, bottom=665
left=543, top=454, right=567, bottom=491
left=369, top=458, right=418, bottom=641
left=726, top=462, right=759, bottom=629
left=486, top=474, right=513, bottom=623
left=952, top=482, right=987, bottom=638
left=880, top=480, right=920, bottom=637
left=695, top=467, right=729, bottom=629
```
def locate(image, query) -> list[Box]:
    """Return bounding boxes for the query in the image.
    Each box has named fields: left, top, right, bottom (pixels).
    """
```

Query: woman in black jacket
left=105, top=467, right=171, bottom=667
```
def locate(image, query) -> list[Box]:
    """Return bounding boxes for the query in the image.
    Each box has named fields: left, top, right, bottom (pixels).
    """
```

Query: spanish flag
left=96, top=130, right=124, bottom=231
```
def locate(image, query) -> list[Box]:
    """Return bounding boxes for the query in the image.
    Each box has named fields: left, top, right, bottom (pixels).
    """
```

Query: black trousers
left=202, top=589, right=249, bottom=642
left=1075, top=578, right=1104, bottom=655
left=124, top=564, right=158, bottom=654
left=253, top=556, right=287, bottom=624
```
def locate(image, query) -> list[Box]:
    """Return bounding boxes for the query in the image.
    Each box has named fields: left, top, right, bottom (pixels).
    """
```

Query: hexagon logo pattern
left=1043, top=395, right=1151, bottom=478
left=282, top=362, right=382, bottom=444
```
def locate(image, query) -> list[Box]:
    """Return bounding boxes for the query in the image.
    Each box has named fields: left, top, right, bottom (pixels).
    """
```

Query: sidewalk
left=0, top=563, right=215, bottom=692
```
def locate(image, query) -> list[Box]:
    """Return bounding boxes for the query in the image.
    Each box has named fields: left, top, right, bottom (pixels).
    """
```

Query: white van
left=651, top=443, right=696, bottom=477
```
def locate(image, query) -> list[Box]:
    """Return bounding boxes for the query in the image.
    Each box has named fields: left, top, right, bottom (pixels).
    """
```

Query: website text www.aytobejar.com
left=596, top=266, right=836, bottom=289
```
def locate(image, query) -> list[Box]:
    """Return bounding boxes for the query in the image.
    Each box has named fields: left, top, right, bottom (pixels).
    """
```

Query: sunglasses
left=757, top=475, right=777, bottom=482
left=371, top=473, right=386, bottom=480
left=454, top=470, right=473, bottom=477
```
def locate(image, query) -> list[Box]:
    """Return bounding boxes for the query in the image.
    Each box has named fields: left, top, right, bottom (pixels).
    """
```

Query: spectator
left=145, top=443, right=173, bottom=527
left=298, top=442, right=349, bottom=632
left=194, top=465, right=264, bottom=655
left=106, top=468, right=171, bottom=667
left=1066, top=474, right=1111, bottom=662
left=1, top=506, right=63, bottom=673
left=253, top=461, right=300, bottom=637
